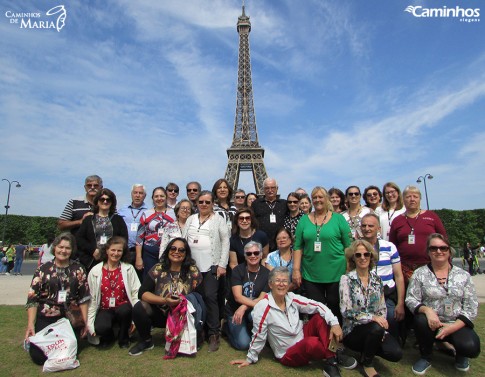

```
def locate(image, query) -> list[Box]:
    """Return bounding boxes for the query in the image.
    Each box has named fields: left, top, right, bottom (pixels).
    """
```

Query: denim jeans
left=13, top=258, right=23, bottom=274
left=226, top=312, right=252, bottom=350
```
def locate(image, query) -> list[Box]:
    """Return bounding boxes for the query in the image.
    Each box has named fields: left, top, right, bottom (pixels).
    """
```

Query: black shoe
left=336, top=350, right=357, bottom=370
left=208, top=334, right=220, bottom=352
left=128, top=340, right=154, bottom=356
left=323, top=358, right=341, bottom=377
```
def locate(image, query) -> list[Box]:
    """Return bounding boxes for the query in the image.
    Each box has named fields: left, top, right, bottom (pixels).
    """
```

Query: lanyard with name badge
left=314, top=212, right=328, bottom=252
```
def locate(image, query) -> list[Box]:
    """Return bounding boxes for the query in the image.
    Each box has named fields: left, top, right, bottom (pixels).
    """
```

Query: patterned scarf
left=163, top=295, right=188, bottom=359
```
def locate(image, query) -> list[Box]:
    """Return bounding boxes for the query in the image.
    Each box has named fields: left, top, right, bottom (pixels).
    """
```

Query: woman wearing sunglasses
left=283, top=192, right=303, bottom=238
left=340, top=240, right=402, bottom=377
left=225, top=241, right=270, bottom=350
left=128, top=238, right=203, bottom=356
left=406, top=233, right=480, bottom=375
left=77, top=189, right=128, bottom=272
left=182, top=190, right=230, bottom=352
left=342, top=186, right=372, bottom=240
left=229, top=208, right=269, bottom=270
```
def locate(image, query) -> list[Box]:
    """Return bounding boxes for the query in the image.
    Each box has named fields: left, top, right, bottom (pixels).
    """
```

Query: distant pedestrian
left=13, top=242, right=27, bottom=275
left=5, top=244, right=15, bottom=275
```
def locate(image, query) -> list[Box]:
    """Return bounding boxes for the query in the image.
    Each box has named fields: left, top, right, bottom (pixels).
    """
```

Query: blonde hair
left=345, top=239, right=378, bottom=271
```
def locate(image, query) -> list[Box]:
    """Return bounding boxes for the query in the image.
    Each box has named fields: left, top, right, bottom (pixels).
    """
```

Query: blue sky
left=1, top=0, right=484, bottom=217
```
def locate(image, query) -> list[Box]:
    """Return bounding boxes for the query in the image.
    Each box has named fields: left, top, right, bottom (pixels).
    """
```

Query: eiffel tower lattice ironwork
left=224, top=5, right=268, bottom=196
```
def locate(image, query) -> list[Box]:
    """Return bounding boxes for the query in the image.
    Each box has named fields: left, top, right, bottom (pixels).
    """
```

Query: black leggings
left=94, top=303, right=132, bottom=343
left=132, top=301, right=167, bottom=341
left=302, top=280, right=341, bottom=323
left=343, top=322, right=402, bottom=367
left=414, top=313, right=481, bottom=360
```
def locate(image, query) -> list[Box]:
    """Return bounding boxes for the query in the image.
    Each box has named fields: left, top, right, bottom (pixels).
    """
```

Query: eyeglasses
left=355, top=252, right=371, bottom=259
left=348, top=192, right=360, bottom=197
left=187, top=188, right=199, bottom=193
left=238, top=216, right=251, bottom=222
left=287, top=200, right=299, bottom=204
left=169, top=246, right=186, bottom=253
left=167, top=188, right=179, bottom=193
left=429, top=246, right=450, bottom=253
left=245, top=251, right=260, bottom=257
left=235, top=195, right=245, bottom=199
left=273, top=279, right=289, bottom=285
left=85, top=184, right=100, bottom=189
left=198, top=200, right=212, bottom=205
left=99, top=197, right=112, bottom=203
left=276, top=236, right=290, bottom=242
left=385, top=189, right=397, bottom=196
left=179, top=207, right=192, bottom=212
left=366, top=192, right=379, bottom=197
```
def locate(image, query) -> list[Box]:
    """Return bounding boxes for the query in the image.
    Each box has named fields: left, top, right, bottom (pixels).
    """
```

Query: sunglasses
left=235, top=195, right=245, bottom=199
left=99, top=197, right=112, bottom=203
left=238, top=216, right=251, bottom=222
left=167, top=188, right=179, bottom=193
left=287, top=200, right=299, bottom=204
left=429, top=246, right=450, bottom=253
left=198, top=200, right=212, bottom=205
left=245, top=251, right=260, bottom=257
left=348, top=192, right=360, bottom=197
left=187, top=188, right=199, bottom=193
left=366, top=192, right=379, bottom=197
left=355, top=252, right=371, bottom=259
left=169, top=246, right=186, bottom=253
left=86, top=184, right=100, bottom=189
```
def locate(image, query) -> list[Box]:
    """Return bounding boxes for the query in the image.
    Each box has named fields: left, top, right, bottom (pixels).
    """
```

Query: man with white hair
left=252, top=178, right=288, bottom=252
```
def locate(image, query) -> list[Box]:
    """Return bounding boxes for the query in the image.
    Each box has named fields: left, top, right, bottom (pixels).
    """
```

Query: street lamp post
left=1, top=179, right=21, bottom=246
left=416, top=174, right=433, bottom=210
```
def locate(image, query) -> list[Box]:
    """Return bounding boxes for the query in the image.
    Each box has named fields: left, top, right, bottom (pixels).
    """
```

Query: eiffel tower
left=224, top=4, right=268, bottom=196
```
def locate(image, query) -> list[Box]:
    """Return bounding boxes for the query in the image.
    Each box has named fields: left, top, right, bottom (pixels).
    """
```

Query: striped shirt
left=375, top=239, right=400, bottom=289
left=59, top=196, right=93, bottom=234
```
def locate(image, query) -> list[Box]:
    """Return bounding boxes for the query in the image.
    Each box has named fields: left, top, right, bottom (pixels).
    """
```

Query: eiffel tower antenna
left=224, top=3, right=268, bottom=195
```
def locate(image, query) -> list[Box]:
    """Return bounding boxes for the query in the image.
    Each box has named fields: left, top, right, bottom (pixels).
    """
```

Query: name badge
left=58, top=290, right=67, bottom=303
left=109, top=297, right=116, bottom=308
left=314, top=241, right=322, bottom=252
left=408, top=234, right=415, bottom=245
left=270, top=214, right=276, bottom=223
left=444, top=298, right=453, bottom=316
left=100, top=235, right=107, bottom=245
left=130, top=223, right=138, bottom=232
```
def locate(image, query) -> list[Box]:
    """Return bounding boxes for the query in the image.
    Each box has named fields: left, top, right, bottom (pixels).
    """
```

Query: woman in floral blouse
left=406, top=233, right=480, bottom=375
left=128, top=237, right=203, bottom=357
left=25, top=233, right=91, bottom=365
left=339, top=240, right=402, bottom=377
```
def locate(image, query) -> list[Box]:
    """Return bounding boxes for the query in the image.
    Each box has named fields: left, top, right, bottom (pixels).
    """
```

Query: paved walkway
left=2, top=261, right=485, bottom=305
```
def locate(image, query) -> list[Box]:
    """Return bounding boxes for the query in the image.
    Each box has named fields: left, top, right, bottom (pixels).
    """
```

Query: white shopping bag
left=165, top=301, right=197, bottom=356
left=29, top=318, right=80, bottom=372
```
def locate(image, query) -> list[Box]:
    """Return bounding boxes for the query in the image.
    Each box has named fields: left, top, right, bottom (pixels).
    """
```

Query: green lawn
left=1, top=305, right=484, bottom=376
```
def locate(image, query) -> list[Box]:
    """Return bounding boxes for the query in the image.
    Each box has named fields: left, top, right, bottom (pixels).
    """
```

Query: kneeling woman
left=25, top=233, right=91, bottom=365
left=225, top=241, right=270, bottom=350
left=128, top=238, right=203, bottom=356
left=87, top=236, right=141, bottom=348
left=340, top=240, right=402, bottom=377
left=231, top=267, right=350, bottom=377
left=406, top=233, right=480, bottom=375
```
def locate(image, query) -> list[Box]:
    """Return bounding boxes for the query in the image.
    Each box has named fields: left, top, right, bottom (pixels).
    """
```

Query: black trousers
left=343, top=322, right=402, bottom=367
left=302, top=280, right=341, bottom=324
left=94, top=303, right=132, bottom=343
left=200, top=270, right=225, bottom=336
left=132, top=301, right=168, bottom=341
left=414, top=313, right=481, bottom=360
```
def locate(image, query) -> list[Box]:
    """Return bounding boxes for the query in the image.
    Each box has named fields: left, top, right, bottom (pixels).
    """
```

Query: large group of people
left=21, top=174, right=480, bottom=376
